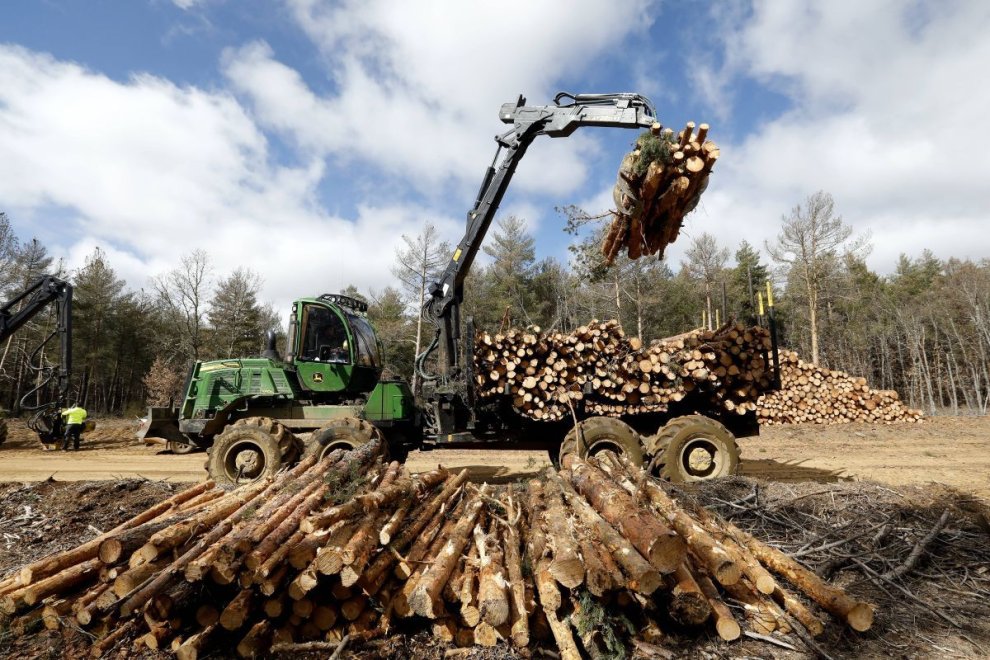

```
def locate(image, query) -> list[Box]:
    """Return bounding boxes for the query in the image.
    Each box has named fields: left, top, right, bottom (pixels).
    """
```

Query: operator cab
left=288, top=294, right=382, bottom=394
left=299, top=304, right=350, bottom=364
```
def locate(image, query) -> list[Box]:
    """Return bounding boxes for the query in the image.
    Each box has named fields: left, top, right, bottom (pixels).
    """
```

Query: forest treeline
left=1, top=191, right=988, bottom=418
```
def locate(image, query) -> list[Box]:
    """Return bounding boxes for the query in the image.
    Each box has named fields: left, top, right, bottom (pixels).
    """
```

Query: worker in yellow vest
left=60, top=403, right=88, bottom=451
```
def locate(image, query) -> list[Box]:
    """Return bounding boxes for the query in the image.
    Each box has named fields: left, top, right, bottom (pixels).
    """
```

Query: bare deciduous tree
left=766, top=191, right=869, bottom=365
left=391, top=224, right=449, bottom=393
left=684, top=232, right=729, bottom=329
left=154, top=249, right=212, bottom=363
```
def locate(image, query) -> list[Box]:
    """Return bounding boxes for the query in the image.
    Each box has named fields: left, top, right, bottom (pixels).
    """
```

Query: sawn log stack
left=757, top=350, right=924, bottom=425
left=474, top=320, right=774, bottom=422
left=0, top=440, right=875, bottom=658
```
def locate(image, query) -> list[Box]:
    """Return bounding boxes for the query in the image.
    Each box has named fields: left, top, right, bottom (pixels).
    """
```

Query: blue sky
left=1, top=1, right=988, bottom=312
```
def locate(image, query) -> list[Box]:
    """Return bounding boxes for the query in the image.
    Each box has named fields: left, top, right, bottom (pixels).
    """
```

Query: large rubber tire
left=647, top=415, right=740, bottom=483
left=206, top=417, right=299, bottom=489
left=558, top=416, right=645, bottom=468
left=231, top=417, right=301, bottom=463
left=304, top=417, right=382, bottom=462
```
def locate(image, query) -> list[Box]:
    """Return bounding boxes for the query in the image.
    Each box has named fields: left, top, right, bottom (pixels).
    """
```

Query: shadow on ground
left=739, top=457, right=850, bottom=483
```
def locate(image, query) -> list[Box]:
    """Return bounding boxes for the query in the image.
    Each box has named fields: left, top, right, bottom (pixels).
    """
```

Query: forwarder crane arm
left=0, top=275, right=73, bottom=413
left=418, top=92, right=659, bottom=387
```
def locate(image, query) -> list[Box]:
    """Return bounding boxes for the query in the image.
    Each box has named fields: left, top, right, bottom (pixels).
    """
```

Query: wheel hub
left=227, top=444, right=265, bottom=480
left=680, top=438, right=718, bottom=478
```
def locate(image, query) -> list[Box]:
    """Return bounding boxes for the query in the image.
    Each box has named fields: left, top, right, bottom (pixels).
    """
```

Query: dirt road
left=1, top=416, right=988, bottom=499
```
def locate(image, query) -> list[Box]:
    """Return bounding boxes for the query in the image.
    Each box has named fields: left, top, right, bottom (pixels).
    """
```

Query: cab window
left=299, top=304, right=349, bottom=363
left=345, top=312, right=381, bottom=368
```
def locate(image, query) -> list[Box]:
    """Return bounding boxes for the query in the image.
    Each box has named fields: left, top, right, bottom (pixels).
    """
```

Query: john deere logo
left=312, top=373, right=324, bottom=383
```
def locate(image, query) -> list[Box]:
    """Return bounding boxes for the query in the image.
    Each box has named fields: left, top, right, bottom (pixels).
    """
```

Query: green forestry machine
left=139, top=92, right=780, bottom=488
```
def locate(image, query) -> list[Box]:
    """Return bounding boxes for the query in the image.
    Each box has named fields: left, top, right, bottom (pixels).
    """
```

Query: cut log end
left=548, top=558, right=585, bottom=590
left=716, top=617, right=742, bottom=641
left=755, top=574, right=776, bottom=595
left=847, top=602, right=875, bottom=632
left=714, top=561, right=742, bottom=587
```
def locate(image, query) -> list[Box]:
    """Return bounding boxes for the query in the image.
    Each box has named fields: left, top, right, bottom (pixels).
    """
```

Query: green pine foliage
left=634, top=130, right=676, bottom=177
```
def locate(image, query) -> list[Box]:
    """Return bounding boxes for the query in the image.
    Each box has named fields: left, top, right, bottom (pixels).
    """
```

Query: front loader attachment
left=137, top=407, right=193, bottom=447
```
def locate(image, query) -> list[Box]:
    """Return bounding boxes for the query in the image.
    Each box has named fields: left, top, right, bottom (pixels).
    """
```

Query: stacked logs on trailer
left=757, top=350, right=924, bottom=425
left=475, top=320, right=774, bottom=422
left=603, top=121, right=719, bottom=265
left=0, top=442, right=875, bottom=659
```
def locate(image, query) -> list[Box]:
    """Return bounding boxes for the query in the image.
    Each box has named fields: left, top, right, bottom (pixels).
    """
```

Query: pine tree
left=72, top=247, right=130, bottom=410
left=207, top=268, right=267, bottom=359
left=367, top=287, right=415, bottom=379
left=728, top=240, right=769, bottom=322
left=482, top=215, right=537, bottom=326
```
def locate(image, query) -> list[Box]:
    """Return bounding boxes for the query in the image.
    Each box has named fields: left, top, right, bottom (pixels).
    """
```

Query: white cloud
left=171, top=0, right=204, bottom=9
left=692, top=1, right=990, bottom=272
left=0, top=46, right=459, bottom=312
left=222, top=0, right=655, bottom=197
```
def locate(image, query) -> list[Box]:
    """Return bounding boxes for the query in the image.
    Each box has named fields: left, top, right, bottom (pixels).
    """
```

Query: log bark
left=175, top=623, right=216, bottom=660
left=113, top=560, right=166, bottom=597
left=773, top=585, right=825, bottom=637
left=503, top=485, right=530, bottom=649
left=23, top=558, right=102, bottom=607
left=219, top=588, right=253, bottom=630
left=564, top=454, right=685, bottom=574
left=41, top=598, right=71, bottom=630
left=606, top=452, right=740, bottom=585
left=135, top=478, right=272, bottom=565
left=236, top=620, right=271, bottom=658
left=245, top=479, right=331, bottom=571
left=696, top=572, right=741, bottom=641
left=477, top=519, right=510, bottom=626
left=407, top=485, right=488, bottom=618
left=118, top=466, right=294, bottom=617
left=459, top=540, right=481, bottom=626
left=360, top=469, right=469, bottom=594
left=524, top=480, right=561, bottom=611
left=559, top=476, right=663, bottom=594
left=90, top=619, right=137, bottom=658
left=734, top=526, right=874, bottom=631
left=541, top=468, right=585, bottom=589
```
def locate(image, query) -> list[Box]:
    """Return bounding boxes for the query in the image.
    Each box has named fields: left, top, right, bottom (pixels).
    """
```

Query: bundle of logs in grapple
left=475, top=320, right=774, bottom=421
left=603, top=121, right=718, bottom=264
left=0, top=439, right=875, bottom=659
left=757, top=350, right=924, bottom=425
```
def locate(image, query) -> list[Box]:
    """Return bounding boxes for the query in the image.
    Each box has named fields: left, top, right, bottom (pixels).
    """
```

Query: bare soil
left=1, top=416, right=988, bottom=503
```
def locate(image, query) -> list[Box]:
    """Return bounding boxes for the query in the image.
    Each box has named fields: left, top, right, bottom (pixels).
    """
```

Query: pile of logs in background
left=757, top=350, right=924, bottom=425
left=0, top=439, right=874, bottom=659
left=475, top=320, right=774, bottom=422
left=604, top=121, right=718, bottom=264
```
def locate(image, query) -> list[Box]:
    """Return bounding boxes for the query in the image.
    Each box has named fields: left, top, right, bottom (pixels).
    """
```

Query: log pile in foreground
left=757, top=350, right=924, bottom=424
left=604, top=121, right=718, bottom=264
left=0, top=440, right=875, bottom=658
left=475, top=320, right=774, bottom=421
